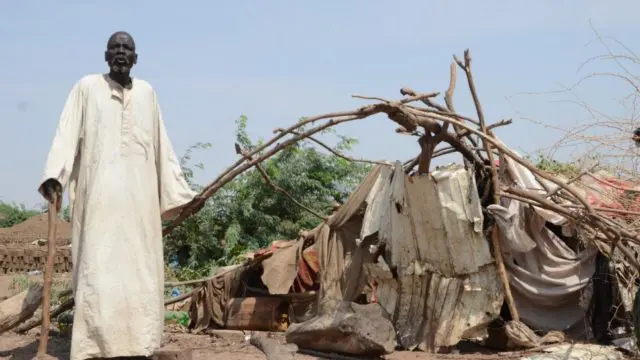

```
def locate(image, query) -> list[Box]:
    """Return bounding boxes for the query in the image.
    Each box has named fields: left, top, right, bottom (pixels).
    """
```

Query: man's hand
left=41, top=179, right=63, bottom=208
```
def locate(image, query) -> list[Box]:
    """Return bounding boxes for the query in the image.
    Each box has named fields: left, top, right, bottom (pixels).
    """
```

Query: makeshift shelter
left=290, top=161, right=504, bottom=351
left=175, top=49, right=640, bottom=357
left=186, top=158, right=639, bottom=353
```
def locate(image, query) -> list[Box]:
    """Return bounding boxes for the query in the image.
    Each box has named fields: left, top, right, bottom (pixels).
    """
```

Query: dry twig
left=273, top=128, right=385, bottom=165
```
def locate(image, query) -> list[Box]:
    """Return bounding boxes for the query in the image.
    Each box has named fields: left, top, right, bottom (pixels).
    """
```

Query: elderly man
left=38, top=31, right=197, bottom=360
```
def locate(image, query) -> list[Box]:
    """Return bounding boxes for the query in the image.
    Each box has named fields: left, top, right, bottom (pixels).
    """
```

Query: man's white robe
left=39, top=74, right=197, bottom=360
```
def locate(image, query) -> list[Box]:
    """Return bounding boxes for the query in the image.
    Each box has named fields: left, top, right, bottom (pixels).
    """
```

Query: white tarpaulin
left=489, top=151, right=597, bottom=335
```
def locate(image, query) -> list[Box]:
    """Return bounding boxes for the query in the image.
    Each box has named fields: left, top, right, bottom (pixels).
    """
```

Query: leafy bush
left=163, top=116, right=371, bottom=278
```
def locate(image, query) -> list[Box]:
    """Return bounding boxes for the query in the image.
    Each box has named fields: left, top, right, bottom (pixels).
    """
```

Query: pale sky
left=1, top=1, right=640, bottom=208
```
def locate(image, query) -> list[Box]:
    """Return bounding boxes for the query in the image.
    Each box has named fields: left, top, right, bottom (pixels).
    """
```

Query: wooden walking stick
left=37, top=191, right=60, bottom=358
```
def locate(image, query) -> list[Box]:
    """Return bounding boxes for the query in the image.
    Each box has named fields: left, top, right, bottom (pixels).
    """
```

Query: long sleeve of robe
left=38, top=74, right=197, bottom=360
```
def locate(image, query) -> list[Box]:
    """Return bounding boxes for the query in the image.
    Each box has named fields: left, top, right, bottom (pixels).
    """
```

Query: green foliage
left=61, top=206, right=71, bottom=222
left=527, top=152, right=581, bottom=178
left=163, top=116, right=371, bottom=279
left=0, top=201, right=40, bottom=228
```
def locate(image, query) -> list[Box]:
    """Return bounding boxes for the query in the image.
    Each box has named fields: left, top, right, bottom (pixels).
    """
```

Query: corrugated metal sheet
left=365, top=164, right=503, bottom=351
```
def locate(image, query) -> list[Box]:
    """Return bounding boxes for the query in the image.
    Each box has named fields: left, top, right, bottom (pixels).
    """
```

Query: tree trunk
left=0, top=283, right=43, bottom=334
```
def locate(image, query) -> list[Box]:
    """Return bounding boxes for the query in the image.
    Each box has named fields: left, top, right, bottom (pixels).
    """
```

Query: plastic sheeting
left=490, top=154, right=598, bottom=335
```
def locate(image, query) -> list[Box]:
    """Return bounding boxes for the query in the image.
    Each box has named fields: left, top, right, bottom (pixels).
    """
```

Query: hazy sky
left=1, top=1, right=640, bottom=208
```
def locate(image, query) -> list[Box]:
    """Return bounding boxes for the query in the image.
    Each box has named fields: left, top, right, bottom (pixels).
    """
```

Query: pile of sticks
left=162, top=49, right=640, bottom=323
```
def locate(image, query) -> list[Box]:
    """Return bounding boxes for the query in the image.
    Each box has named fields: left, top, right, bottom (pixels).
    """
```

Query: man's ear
left=104, top=51, right=108, bottom=62
left=133, top=53, right=138, bottom=65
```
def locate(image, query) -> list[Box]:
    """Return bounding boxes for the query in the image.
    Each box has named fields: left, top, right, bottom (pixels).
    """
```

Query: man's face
left=105, top=33, right=137, bottom=74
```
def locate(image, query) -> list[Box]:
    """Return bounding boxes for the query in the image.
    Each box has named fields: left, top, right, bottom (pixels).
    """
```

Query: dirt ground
left=0, top=276, right=628, bottom=360
left=0, top=274, right=500, bottom=360
left=0, top=329, right=549, bottom=360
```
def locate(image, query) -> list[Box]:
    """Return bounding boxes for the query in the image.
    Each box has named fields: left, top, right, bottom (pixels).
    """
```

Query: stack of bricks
left=0, top=245, right=72, bottom=274
left=0, top=213, right=73, bottom=274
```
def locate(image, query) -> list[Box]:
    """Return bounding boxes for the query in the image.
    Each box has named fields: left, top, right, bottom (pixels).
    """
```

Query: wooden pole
left=37, top=192, right=59, bottom=358
left=455, top=49, right=520, bottom=322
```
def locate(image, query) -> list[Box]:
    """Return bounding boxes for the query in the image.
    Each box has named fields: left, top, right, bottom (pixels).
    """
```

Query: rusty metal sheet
left=371, top=263, right=503, bottom=351
left=404, top=166, right=492, bottom=277
left=368, top=165, right=503, bottom=351
left=361, top=165, right=393, bottom=241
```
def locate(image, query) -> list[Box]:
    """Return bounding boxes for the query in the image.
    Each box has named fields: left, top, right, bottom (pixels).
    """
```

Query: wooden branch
left=14, top=297, right=74, bottom=334
left=249, top=333, right=298, bottom=360
left=13, top=289, right=197, bottom=334
left=414, top=108, right=595, bottom=213
left=545, top=163, right=599, bottom=198
left=400, top=88, right=480, bottom=125
left=444, top=61, right=458, bottom=115
left=164, top=254, right=270, bottom=288
left=163, top=105, right=382, bottom=236
left=401, top=83, right=484, bottom=172
left=457, top=118, right=513, bottom=138
left=502, top=186, right=640, bottom=271
left=235, top=143, right=327, bottom=220
left=273, top=128, right=385, bottom=165
left=353, top=91, right=440, bottom=104
left=564, top=205, right=640, bottom=216
left=0, top=284, right=43, bottom=335
left=404, top=155, right=420, bottom=174
left=15, top=288, right=209, bottom=333
left=499, top=190, right=576, bottom=219
left=38, top=192, right=60, bottom=358
left=165, top=291, right=194, bottom=306
left=417, top=133, right=436, bottom=174
left=439, top=61, right=458, bottom=134
left=439, top=133, right=486, bottom=173
left=455, top=48, right=520, bottom=323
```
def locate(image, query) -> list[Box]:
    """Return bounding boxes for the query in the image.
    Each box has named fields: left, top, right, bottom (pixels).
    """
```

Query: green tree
left=0, top=202, right=40, bottom=228
left=163, top=115, right=371, bottom=278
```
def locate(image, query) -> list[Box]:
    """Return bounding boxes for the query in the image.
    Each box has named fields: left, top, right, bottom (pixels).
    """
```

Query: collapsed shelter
left=182, top=50, right=640, bottom=356
left=187, top=158, right=640, bottom=353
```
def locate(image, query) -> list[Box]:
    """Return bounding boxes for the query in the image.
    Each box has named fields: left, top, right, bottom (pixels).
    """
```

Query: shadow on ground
left=0, top=336, right=70, bottom=360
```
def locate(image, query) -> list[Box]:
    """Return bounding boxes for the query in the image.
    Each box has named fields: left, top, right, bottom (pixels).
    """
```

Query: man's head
left=105, top=31, right=137, bottom=74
